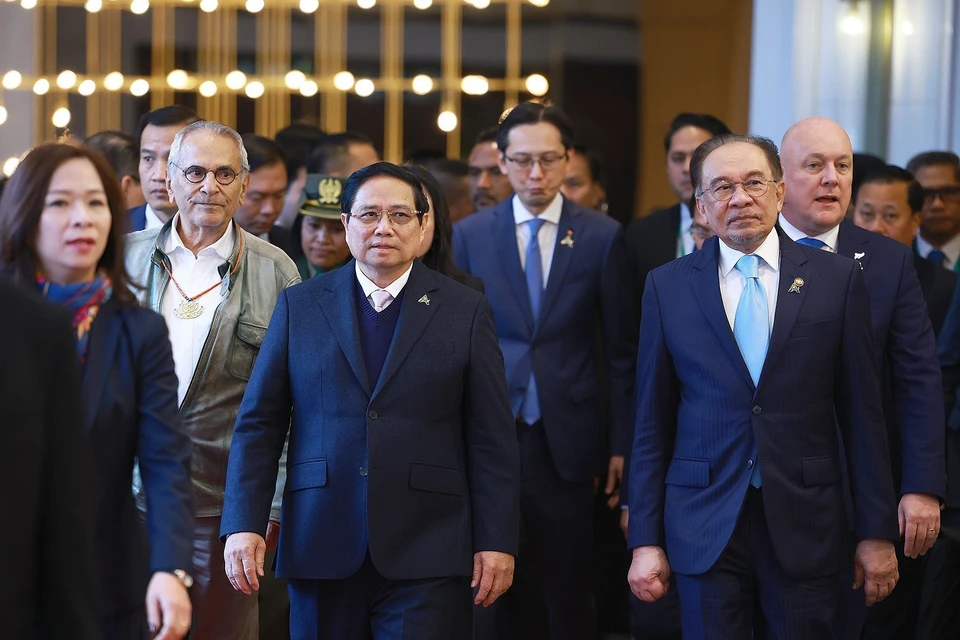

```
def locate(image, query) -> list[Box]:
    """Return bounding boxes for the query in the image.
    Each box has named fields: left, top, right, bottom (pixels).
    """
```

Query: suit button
left=752, top=405, right=761, bottom=415
left=368, top=410, right=378, bottom=420
left=359, top=467, right=368, bottom=477
left=747, top=460, right=754, bottom=469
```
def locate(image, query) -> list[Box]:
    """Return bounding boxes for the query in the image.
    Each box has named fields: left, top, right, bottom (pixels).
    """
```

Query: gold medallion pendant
left=175, top=299, right=204, bottom=319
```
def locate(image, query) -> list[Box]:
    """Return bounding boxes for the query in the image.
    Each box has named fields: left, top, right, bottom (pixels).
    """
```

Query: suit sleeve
left=38, top=312, right=100, bottom=640
left=452, top=222, right=470, bottom=274
left=600, top=226, right=639, bottom=457
left=836, top=264, right=899, bottom=542
left=220, top=290, right=293, bottom=540
left=135, top=312, right=194, bottom=573
left=626, top=273, right=678, bottom=549
left=464, top=296, right=521, bottom=555
left=887, top=251, right=946, bottom=499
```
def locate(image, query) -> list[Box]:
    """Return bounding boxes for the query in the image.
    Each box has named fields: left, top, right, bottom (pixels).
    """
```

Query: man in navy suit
left=220, top=163, right=520, bottom=640
left=778, top=118, right=945, bottom=638
left=128, top=106, right=200, bottom=232
left=627, top=133, right=900, bottom=638
left=453, top=101, right=636, bottom=640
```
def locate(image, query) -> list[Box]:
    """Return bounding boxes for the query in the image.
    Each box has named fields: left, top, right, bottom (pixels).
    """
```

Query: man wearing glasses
left=220, top=162, right=520, bottom=639
left=454, top=101, right=636, bottom=640
left=125, top=120, right=300, bottom=640
left=907, top=151, right=960, bottom=272
left=628, top=133, right=898, bottom=638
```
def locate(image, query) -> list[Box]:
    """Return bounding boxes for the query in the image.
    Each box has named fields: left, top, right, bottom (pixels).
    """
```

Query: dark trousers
left=287, top=552, right=471, bottom=640
left=916, top=536, right=960, bottom=639
left=676, top=488, right=842, bottom=639
left=474, top=420, right=597, bottom=640
left=188, top=516, right=258, bottom=640
left=630, top=581, right=683, bottom=640
left=858, top=546, right=927, bottom=639
left=101, top=605, right=147, bottom=640
left=260, top=547, right=291, bottom=640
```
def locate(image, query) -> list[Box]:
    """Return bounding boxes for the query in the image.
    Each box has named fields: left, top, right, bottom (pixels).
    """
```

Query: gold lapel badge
left=560, top=229, right=575, bottom=248
left=788, top=277, right=804, bottom=294
left=418, top=294, right=430, bottom=306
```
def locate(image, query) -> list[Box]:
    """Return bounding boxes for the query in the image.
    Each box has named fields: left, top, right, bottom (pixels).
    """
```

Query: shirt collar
left=718, top=229, right=781, bottom=277
left=164, top=213, right=235, bottom=260
left=355, top=261, right=414, bottom=300
left=778, top=213, right=840, bottom=252
left=916, top=230, right=960, bottom=263
left=512, top=192, right=564, bottom=227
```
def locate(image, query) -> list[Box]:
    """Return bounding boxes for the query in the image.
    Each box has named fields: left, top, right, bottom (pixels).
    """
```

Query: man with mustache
left=125, top=120, right=300, bottom=640
left=778, top=117, right=945, bottom=638
left=468, top=127, right=514, bottom=212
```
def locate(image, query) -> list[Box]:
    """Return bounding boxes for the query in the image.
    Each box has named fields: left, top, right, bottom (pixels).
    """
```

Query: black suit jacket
left=625, top=204, right=681, bottom=321
left=0, top=281, right=99, bottom=639
left=268, top=225, right=296, bottom=259
left=913, top=253, right=957, bottom=338
left=84, top=299, right=194, bottom=614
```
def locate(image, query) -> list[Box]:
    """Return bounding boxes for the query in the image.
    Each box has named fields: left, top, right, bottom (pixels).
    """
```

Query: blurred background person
left=406, top=163, right=483, bottom=291
left=274, top=122, right=325, bottom=229
left=688, top=194, right=715, bottom=252
left=407, top=153, right=475, bottom=223
left=468, top=126, right=514, bottom=211
left=0, top=142, right=194, bottom=640
left=236, top=134, right=294, bottom=257
left=908, top=151, right=960, bottom=270
left=85, top=130, right=146, bottom=212
left=292, top=175, right=352, bottom=280
left=562, top=144, right=608, bottom=213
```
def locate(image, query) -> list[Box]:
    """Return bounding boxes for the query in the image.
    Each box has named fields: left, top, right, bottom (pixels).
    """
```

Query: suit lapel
left=82, top=298, right=122, bottom=433
left=319, top=262, right=371, bottom=396
left=371, top=262, right=440, bottom=399
left=494, top=202, right=535, bottom=332
left=539, top=200, right=582, bottom=326
left=692, top=238, right=754, bottom=389
left=836, top=219, right=871, bottom=270
left=757, top=231, right=809, bottom=392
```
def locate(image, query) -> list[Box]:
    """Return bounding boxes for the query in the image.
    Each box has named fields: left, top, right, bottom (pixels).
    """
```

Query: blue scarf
left=37, top=276, right=113, bottom=365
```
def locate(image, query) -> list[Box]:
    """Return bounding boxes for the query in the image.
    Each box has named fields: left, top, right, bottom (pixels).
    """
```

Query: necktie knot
left=528, top=217, right=546, bottom=237
left=371, top=289, right=393, bottom=312
left=796, top=236, right=826, bottom=250
left=928, top=249, right=946, bottom=266
left=735, top=254, right=760, bottom=279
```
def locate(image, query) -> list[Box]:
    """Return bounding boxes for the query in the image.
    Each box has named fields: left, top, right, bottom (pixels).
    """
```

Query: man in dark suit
left=851, top=163, right=958, bottom=338
left=236, top=134, right=296, bottom=257
left=625, top=113, right=730, bottom=310
left=778, top=117, right=945, bottom=638
left=0, top=281, right=100, bottom=639
left=128, top=105, right=200, bottom=232
left=907, top=151, right=960, bottom=271
left=453, top=101, right=636, bottom=640
left=628, top=133, right=900, bottom=637
left=220, top=162, right=520, bottom=640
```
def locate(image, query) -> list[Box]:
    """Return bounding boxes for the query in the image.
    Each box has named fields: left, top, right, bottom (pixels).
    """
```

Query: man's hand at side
left=472, top=551, right=515, bottom=607
left=853, top=538, right=899, bottom=606
left=224, top=532, right=266, bottom=595
left=628, top=545, right=671, bottom=603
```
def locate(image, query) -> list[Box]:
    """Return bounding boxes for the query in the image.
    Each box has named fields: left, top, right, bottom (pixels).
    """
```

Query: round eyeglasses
left=349, top=209, right=421, bottom=227
left=700, top=179, right=778, bottom=202
left=169, top=161, right=243, bottom=186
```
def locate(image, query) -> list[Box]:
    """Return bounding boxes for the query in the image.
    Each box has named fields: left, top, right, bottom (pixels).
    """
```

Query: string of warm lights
left=10, top=0, right=550, bottom=13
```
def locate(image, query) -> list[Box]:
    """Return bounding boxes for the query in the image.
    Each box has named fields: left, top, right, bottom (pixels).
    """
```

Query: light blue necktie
left=734, top=254, right=768, bottom=488
left=796, top=237, right=826, bottom=250
left=520, top=218, right=546, bottom=424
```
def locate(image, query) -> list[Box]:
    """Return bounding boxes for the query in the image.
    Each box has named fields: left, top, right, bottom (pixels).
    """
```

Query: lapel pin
left=787, top=277, right=804, bottom=294
left=560, top=229, right=575, bottom=248
left=853, top=251, right=865, bottom=270
left=418, top=294, right=430, bottom=306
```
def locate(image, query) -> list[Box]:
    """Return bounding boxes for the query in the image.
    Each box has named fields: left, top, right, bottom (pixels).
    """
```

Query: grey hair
left=167, top=120, right=250, bottom=174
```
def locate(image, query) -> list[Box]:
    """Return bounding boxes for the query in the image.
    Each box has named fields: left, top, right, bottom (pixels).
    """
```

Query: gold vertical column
left=255, top=9, right=271, bottom=135
left=274, top=9, right=291, bottom=135
left=103, top=8, right=122, bottom=130
left=150, top=6, right=174, bottom=109
left=441, top=0, right=461, bottom=157
left=319, top=1, right=346, bottom=132
left=198, top=9, right=219, bottom=122
left=86, top=8, right=100, bottom=135
left=37, top=4, right=57, bottom=141
left=256, top=7, right=290, bottom=136
left=219, top=9, right=238, bottom=126
left=382, top=0, right=403, bottom=162
left=505, top=0, right=521, bottom=111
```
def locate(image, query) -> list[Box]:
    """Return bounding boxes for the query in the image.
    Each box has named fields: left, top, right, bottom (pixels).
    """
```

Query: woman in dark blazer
left=407, top=164, right=485, bottom=293
left=0, top=142, right=194, bottom=640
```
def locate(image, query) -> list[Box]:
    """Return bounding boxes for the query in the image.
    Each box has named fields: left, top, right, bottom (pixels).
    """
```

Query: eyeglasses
left=689, top=224, right=715, bottom=239
left=169, top=162, right=243, bottom=186
left=699, top=179, right=778, bottom=202
left=503, top=152, right=568, bottom=172
left=349, top=208, right=421, bottom=227
left=922, top=185, right=960, bottom=204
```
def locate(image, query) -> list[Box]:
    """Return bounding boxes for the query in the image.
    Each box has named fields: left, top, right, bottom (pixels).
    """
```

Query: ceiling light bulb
left=130, top=78, right=150, bottom=96
left=103, top=71, right=124, bottom=91
left=299, top=80, right=318, bottom=96
left=198, top=81, right=218, bottom=97
left=245, top=81, right=265, bottom=98
left=129, top=0, right=150, bottom=14
left=85, top=0, right=103, bottom=12
left=225, top=70, right=247, bottom=90
left=411, top=74, right=433, bottom=95
left=0, top=106, right=7, bottom=126
left=2, top=71, right=23, bottom=90
left=413, top=0, right=431, bottom=8
left=299, top=0, right=319, bottom=13
left=56, top=70, right=77, bottom=89
left=245, top=0, right=264, bottom=12
left=3, top=157, right=20, bottom=177
left=357, top=0, right=376, bottom=8
left=78, top=79, right=96, bottom=96
left=840, top=14, right=866, bottom=35
left=20, top=0, right=37, bottom=9
left=471, top=0, right=491, bottom=8
left=333, top=71, right=355, bottom=91
left=199, top=0, right=218, bottom=12
left=52, top=107, right=71, bottom=128
left=354, top=78, right=375, bottom=97
left=285, top=70, right=306, bottom=90
left=33, top=78, right=50, bottom=95
left=437, top=110, right=458, bottom=132
left=461, top=74, right=489, bottom=95
left=166, top=69, right=190, bottom=90
left=524, top=73, right=549, bottom=96
left=528, top=0, right=549, bottom=6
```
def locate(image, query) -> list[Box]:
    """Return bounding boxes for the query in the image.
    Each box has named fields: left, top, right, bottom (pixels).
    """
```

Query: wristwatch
left=172, top=569, right=194, bottom=588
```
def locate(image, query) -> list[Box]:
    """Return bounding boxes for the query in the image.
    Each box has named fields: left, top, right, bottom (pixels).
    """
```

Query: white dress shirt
left=778, top=214, right=840, bottom=254
left=356, top=261, right=413, bottom=312
left=915, top=231, right=960, bottom=271
left=144, top=203, right=167, bottom=230
left=514, top=193, right=564, bottom=285
left=718, top=231, right=781, bottom=336
left=678, top=200, right=694, bottom=258
left=161, top=216, right=235, bottom=406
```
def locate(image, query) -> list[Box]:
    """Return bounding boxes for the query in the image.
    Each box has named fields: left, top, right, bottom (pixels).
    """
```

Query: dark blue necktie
left=521, top=218, right=547, bottom=424
left=796, top=237, right=827, bottom=250
left=928, top=250, right=946, bottom=267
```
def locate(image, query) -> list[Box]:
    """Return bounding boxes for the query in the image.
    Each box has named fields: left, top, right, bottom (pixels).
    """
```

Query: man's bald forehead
left=781, top=117, right=852, bottom=159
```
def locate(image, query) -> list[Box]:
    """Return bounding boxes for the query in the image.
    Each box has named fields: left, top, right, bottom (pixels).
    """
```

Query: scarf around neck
left=37, top=275, right=113, bottom=366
